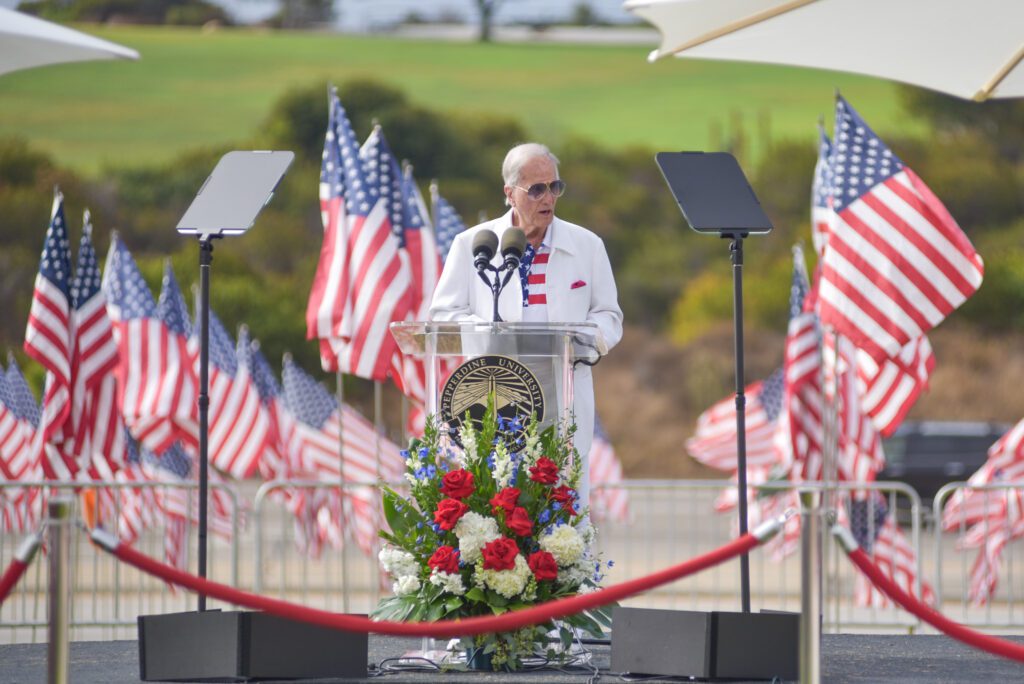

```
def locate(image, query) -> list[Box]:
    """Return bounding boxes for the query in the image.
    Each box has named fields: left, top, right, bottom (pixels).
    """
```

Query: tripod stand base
left=611, top=607, right=798, bottom=680
left=138, top=610, right=367, bottom=681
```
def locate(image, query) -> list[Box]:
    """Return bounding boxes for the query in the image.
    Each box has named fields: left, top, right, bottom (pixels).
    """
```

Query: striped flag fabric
left=25, top=191, right=74, bottom=477
left=855, top=336, right=934, bottom=438
left=393, top=163, right=444, bottom=404
left=197, top=308, right=268, bottom=479
left=588, top=416, right=629, bottom=523
left=828, top=336, right=887, bottom=486
left=686, top=368, right=785, bottom=473
left=3, top=357, right=42, bottom=481
left=0, top=358, right=36, bottom=482
left=309, top=94, right=413, bottom=381
left=430, top=184, right=468, bottom=263
left=307, top=89, right=353, bottom=346
left=0, top=357, right=44, bottom=532
left=784, top=246, right=825, bottom=482
left=103, top=238, right=198, bottom=455
left=810, top=126, right=834, bottom=258
left=281, top=354, right=404, bottom=554
left=817, top=96, right=984, bottom=362
left=853, top=513, right=935, bottom=608
left=65, top=213, right=124, bottom=475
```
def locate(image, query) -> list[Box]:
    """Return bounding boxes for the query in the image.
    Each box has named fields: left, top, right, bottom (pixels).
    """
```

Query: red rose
left=440, top=469, right=475, bottom=499
left=481, top=537, right=518, bottom=571
left=529, top=457, right=559, bottom=485
left=490, top=486, right=520, bottom=515
left=433, top=498, right=469, bottom=531
left=505, top=506, right=534, bottom=537
left=528, top=551, right=558, bottom=581
left=427, top=545, right=460, bottom=574
left=549, top=485, right=578, bottom=515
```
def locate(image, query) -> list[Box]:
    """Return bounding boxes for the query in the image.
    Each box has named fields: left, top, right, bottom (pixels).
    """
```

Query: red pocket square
left=571, top=280, right=587, bottom=289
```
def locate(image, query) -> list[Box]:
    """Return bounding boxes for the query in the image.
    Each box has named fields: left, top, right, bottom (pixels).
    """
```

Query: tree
left=476, top=0, right=501, bottom=42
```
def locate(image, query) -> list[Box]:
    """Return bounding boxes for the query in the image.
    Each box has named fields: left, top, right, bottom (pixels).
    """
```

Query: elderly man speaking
left=429, top=142, right=623, bottom=507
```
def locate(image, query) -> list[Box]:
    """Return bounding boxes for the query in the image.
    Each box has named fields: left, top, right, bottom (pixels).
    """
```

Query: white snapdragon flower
left=394, top=574, right=421, bottom=596
left=379, top=546, right=418, bottom=579
left=429, top=570, right=466, bottom=596
left=492, top=441, right=514, bottom=489
left=539, top=524, right=585, bottom=566
left=478, top=554, right=531, bottom=599
left=453, top=511, right=500, bottom=564
left=459, top=423, right=479, bottom=461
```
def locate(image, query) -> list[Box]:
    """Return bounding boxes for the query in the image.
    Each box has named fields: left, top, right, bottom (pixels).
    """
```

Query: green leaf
left=444, top=597, right=464, bottom=613
left=464, top=587, right=486, bottom=603
left=381, top=488, right=415, bottom=537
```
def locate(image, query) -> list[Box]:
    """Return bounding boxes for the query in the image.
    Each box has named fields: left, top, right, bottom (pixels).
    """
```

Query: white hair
left=502, top=142, right=560, bottom=189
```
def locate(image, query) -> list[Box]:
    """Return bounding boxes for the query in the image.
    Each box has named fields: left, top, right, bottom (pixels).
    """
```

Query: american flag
left=686, top=368, right=786, bottom=473
left=810, top=126, right=834, bottom=258
left=309, top=93, right=412, bottom=381
left=826, top=336, right=887, bottom=486
left=393, top=163, right=444, bottom=403
left=237, top=327, right=288, bottom=481
left=588, top=415, right=629, bottom=523
left=0, top=357, right=43, bottom=532
left=817, top=96, right=984, bottom=362
left=784, top=246, right=825, bottom=482
left=853, top=513, right=935, bottom=608
left=65, top=213, right=124, bottom=475
left=197, top=308, right=268, bottom=479
left=25, top=191, right=73, bottom=478
left=103, top=238, right=198, bottom=455
left=940, top=420, right=1024, bottom=604
left=0, top=357, right=37, bottom=481
left=430, top=184, right=468, bottom=263
left=307, top=89, right=353, bottom=346
left=281, top=354, right=404, bottom=554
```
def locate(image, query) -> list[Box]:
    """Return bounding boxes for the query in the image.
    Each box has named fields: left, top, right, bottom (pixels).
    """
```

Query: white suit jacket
left=429, top=210, right=623, bottom=467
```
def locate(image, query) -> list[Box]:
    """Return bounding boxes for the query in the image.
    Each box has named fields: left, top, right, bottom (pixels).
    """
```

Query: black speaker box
left=611, top=607, right=799, bottom=680
left=138, top=610, right=367, bottom=681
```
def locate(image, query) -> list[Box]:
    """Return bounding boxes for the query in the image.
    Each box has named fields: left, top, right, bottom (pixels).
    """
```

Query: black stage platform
left=2, top=634, right=1023, bottom=682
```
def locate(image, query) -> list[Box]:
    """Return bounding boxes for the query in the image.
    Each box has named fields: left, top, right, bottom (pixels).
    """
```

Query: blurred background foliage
left=2, top=77, right=1024, bottom=416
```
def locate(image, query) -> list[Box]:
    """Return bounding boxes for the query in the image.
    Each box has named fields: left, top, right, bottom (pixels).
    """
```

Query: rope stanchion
left=0, top=531, right=43, bottom=607
left=92, top=514, right=786, bottom=639
left=833, top=524, right=1024, bottom=663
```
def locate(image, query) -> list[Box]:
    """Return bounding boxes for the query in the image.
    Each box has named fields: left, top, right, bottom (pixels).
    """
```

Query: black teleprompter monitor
left=176, top=150, right=294, bottom=237
left=655, top=151, right=772, bottom=236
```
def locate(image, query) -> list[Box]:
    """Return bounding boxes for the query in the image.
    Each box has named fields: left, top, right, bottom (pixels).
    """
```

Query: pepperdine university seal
left=440, top=355, right=545, bottom=450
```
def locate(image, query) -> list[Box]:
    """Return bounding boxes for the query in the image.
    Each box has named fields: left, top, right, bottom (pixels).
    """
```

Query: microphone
left=472, top=230, right=499, bottom=272
left=500, top=227, right=527, bottom=272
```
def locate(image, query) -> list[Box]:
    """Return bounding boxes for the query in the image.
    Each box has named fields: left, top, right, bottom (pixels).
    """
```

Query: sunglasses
left=515, top=179, right=566, bottom=200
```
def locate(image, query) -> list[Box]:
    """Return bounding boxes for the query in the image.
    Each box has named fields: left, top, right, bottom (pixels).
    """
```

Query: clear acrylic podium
left=390, top=321, right=607, bottom=446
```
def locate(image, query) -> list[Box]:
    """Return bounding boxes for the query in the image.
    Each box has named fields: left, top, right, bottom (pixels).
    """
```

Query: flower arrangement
left=371, top=399, right=613, bottom=670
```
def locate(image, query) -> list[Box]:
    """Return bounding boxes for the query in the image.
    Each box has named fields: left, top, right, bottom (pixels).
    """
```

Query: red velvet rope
left=0, top=559, right=30, bottom=607
left=848, top=547, right=1024, bottom=663
left=99, top=531, right=761, bottom=638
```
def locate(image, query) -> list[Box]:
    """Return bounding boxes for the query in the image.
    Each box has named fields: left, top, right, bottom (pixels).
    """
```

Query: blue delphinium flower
left=430, top=522, right=443, bottom=535
left=418, top=446, right=430, bottom=459
left=538, top=509, right=552, bottom=524
left=400, top=449, right=411, bottom=460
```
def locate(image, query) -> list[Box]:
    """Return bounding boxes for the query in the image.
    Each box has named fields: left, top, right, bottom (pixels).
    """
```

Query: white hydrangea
left=429, top=570, right=466, bottom=596
left=453, top=512, right=500, bottom=564
left=394, top=574, right=421, bottom=596
left=539, top=524, right=585, bottom=567
left=561, top=552, right=594, bottom=587
left=492, top=441, right=514, bottom=489
left=379, top=546, right=418, bottom=579
left=478, top=553, right=531, bottom=599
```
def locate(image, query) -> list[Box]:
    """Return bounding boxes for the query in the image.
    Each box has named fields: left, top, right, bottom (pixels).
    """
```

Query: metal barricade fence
left=589, top=479, right=923, bottom=633
left=0, top=477, right=942, bottom=644
left=0, top=481, right=240, bottom=644
left=933, top=482, right=1024, bottom=629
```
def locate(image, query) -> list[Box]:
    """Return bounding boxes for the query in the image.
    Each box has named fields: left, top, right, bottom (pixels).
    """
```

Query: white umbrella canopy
left=624, top=0, right=1024, bottom=101
left=0, top=6, right=139, bottom=77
